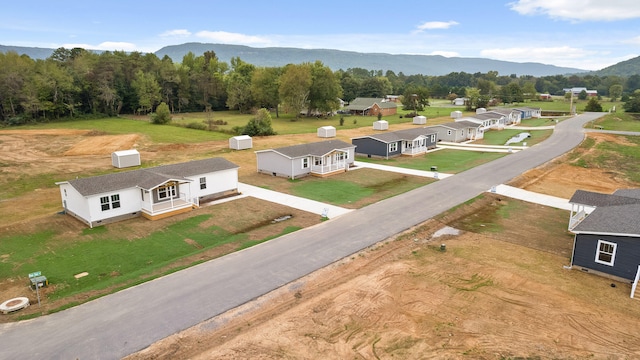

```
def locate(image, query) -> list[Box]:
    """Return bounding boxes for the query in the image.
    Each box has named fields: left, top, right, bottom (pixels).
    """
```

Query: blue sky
left=2, top=0, right=639, bottom=71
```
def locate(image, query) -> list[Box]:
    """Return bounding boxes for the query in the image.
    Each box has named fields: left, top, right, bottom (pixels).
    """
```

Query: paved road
left=0, top=113, right=605, bottom=360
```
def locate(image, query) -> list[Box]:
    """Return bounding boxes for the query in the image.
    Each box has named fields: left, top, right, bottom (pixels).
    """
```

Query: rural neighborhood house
left=568, top=189, right=640, bottom=286
left=255, top=139, right=356, bottom=179
left=56, top=157, right=240, bottom=227
left=345, top=97, right=398, bottom=116
left=351, top=128, right=438, bottom=159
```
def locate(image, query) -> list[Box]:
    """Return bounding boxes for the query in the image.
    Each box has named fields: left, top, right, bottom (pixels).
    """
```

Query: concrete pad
left=489, top=184, right=573, bottom=211
left=353, top=161, right=453, bottom=179
left=237, top=183, right=353, bottom=219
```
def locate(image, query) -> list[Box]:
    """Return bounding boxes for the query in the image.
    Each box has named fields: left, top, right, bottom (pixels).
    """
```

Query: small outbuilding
left=451, top=111, right=462, bottom=119
left=229, top=135, right=253, bottom=150
left=111, top=149, right=140, bottom=168
left=373, top=120, right=388, bottom=130
left=413, top=115, right=427, bottom=125
left=317, top=126, right=336, bottom=138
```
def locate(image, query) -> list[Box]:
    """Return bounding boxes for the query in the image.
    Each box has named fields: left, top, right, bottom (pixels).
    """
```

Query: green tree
left=279, top=63, right=312, bottom=119
left=609, top=84, right=623, bottom=102
left=623, top=90, right=640, bottom=113
left=251, top=67, right=282, bottom=117
left=151, top=101, right=172, bottom=124
left=131, top=69, right=161, bottom=114
left=578, top=90, right=588, bottom=100
left=225, top=57, right=255, bottom=113
left=401, top=86, right=430, bottom=112
left=241, top=108, right=276, bottom=136
left=584, top=97, right=603, bottom=112
left=307, top=61, right=342, bottom=116
left=500, top=82, right=524, bottom=104
left=465, top=87, right=480, bottom=111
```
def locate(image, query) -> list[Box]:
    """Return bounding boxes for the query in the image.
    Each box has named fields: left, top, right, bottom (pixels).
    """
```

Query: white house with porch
left=56, top=157, right=239, bottom=227
left=255, top=139, right=356, bottom=179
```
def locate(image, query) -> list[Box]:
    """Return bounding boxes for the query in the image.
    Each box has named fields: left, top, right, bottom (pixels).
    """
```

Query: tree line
left=1, top=47, right=640, bottom=125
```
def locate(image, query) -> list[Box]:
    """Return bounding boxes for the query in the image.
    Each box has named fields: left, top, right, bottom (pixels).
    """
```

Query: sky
left=2, top=0, right=640, bottom=71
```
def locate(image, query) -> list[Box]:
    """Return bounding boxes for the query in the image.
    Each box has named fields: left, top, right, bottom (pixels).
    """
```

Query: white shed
left=373, top=120, right=388, bottom=130
left=451, top=111, right=462, bottom=119
left=476, top=108, right=486, bottom=114
left=229, top=135, right=253, bottom=150
left=317, top=126, right=336, bottom=138
left=111, top=149, right=140, bottom=168
left=413, top=115, right=427, bottom=125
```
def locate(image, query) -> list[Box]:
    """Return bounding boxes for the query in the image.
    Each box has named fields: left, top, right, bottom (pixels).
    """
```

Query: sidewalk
left=353, top=161, right=453, bottom=179
left=488, top=184, right=578, bottom=211
left=234, top=183, right=354, bottom=219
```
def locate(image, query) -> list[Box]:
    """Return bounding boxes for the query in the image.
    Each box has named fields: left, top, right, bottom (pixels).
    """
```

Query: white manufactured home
left=57, top=158, right=239, bottom=227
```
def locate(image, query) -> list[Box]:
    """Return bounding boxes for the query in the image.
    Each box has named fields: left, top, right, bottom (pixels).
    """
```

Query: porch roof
left=61, top=157, right=238, bottom=196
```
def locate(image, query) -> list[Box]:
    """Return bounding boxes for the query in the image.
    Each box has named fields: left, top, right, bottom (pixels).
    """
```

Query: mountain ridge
left=0, top=42, right=601, bottom=77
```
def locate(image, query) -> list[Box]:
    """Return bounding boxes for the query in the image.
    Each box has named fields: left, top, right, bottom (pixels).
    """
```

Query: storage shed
left=451, top=111, right=462, bottom=119
left=317, top=126, right=336, bottom=138
left=229, top=135, right=253, bottom=150
left=111, top=149, right=140, bottom=168
left=413, top=115, right=427, bottom=125
left=373, top=120, right=388, bottom=130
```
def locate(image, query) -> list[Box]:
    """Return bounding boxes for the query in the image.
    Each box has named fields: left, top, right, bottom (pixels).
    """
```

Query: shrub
left=151, top=102, right=172, bottom=124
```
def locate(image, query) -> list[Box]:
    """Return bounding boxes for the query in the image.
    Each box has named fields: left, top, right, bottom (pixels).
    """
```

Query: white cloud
left=415, top=21, right=459, bottom=32
left=479, top=45, right=634, bottom=70
left=622, top=35, right=640, bottom=45
left=429, top=51, right=460, bottom=57
left=195, top=31, right=271, bottom=45
left=508, top=0, right=640, bottom=21
left=60, top=41, right=137, bottom=51
left=160, top=29, right=191, bottom=37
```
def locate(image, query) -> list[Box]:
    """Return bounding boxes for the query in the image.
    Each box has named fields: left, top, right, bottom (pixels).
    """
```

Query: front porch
left=141, top=190, right=199, bottom=220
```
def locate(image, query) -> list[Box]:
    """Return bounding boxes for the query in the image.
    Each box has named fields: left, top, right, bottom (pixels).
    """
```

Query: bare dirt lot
left=2, top=126, right=639, bottom=359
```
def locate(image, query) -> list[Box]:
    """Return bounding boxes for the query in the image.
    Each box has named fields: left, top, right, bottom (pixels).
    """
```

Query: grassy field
left=593, top=112, right=640, bottom=132
left=356, top=149, right=507, bottom=174
left=475, top=128, right=553, bottom=146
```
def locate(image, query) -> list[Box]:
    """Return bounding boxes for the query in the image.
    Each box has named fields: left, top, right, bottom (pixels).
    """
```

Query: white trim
left=631, top=265, right=640, bottom=298
left=594, top=239, right=617, bottom=266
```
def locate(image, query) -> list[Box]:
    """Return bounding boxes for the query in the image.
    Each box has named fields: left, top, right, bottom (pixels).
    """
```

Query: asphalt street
left=0, top=112, right=605, bottom=360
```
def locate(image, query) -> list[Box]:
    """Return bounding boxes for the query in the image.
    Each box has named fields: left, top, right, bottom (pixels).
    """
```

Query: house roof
left=259, top=139, right=355, bottom=159
left=570, top=189, right=640, bottom=236
left=471, top=112, right=504, bottom=121
left=427, top=121, right=481, bottom=130
left=61, top=157, right=239, bottom=196
left=346, top=98, right=397, bottom=111
left=353, top=128, right=437, bottom=143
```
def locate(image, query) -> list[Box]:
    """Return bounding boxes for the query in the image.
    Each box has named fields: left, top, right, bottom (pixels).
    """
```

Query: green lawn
left=0, top=212, right=302, bottom=307
left=593, top=112, right=640, bottom=132
left=357, top=149, right=507, bottom=174
left=475, top=128, right=553, bottom=146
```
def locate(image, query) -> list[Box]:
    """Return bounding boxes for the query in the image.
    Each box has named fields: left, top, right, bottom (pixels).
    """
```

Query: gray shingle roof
left=572, top=204, right=640, bottom=235
left=268, top=140, right=355, bottom=158
left=63, top=157, right=239, bottom=196
left=427, top=121, right=480, bottom=130
left=570, top=189, right=640, bottom=236
left=355, top=128, right=436, bottom=143
left=346, top=98, right=397, bottom=111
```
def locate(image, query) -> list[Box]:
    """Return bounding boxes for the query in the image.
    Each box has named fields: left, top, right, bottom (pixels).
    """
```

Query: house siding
left=352, top=138, right=396, bottom=158
left=87, top=188, right=141, bottom=225
left=186, top=168, right=239, bottom=201
left=572, top=233, right=640, bottom=281
left=257, top=151, right=310, bottom=178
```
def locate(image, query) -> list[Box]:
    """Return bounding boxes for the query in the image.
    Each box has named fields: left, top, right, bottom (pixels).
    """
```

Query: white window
left=100, top=194, right=120, bottom=211
left=111, top=194, right=120, bottom=209
left=302, top=158, right=309, bottom=169
left=199, top=177, right=207, bottom=190
left=595, top=240, right=617, bottom=266
left=158, top=185, right=176, bottom=200
left=430, top=134, right=436, bottom=142
left=389, top=143, right=398, bottom=152
left=100, top=196, right=110, bottom=211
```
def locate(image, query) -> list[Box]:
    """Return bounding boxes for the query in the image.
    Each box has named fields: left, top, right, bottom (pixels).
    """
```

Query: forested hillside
left=0, top=47, right=638, bottom=125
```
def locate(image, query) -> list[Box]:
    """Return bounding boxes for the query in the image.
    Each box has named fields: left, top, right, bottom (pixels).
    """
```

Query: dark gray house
left=568, top=189, right=640, bottom=283
left=425, top=121, right=483, bottom=143
left=351, top=128, right=438, bottom=159
left=255, top=140, right=356, bottom=179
